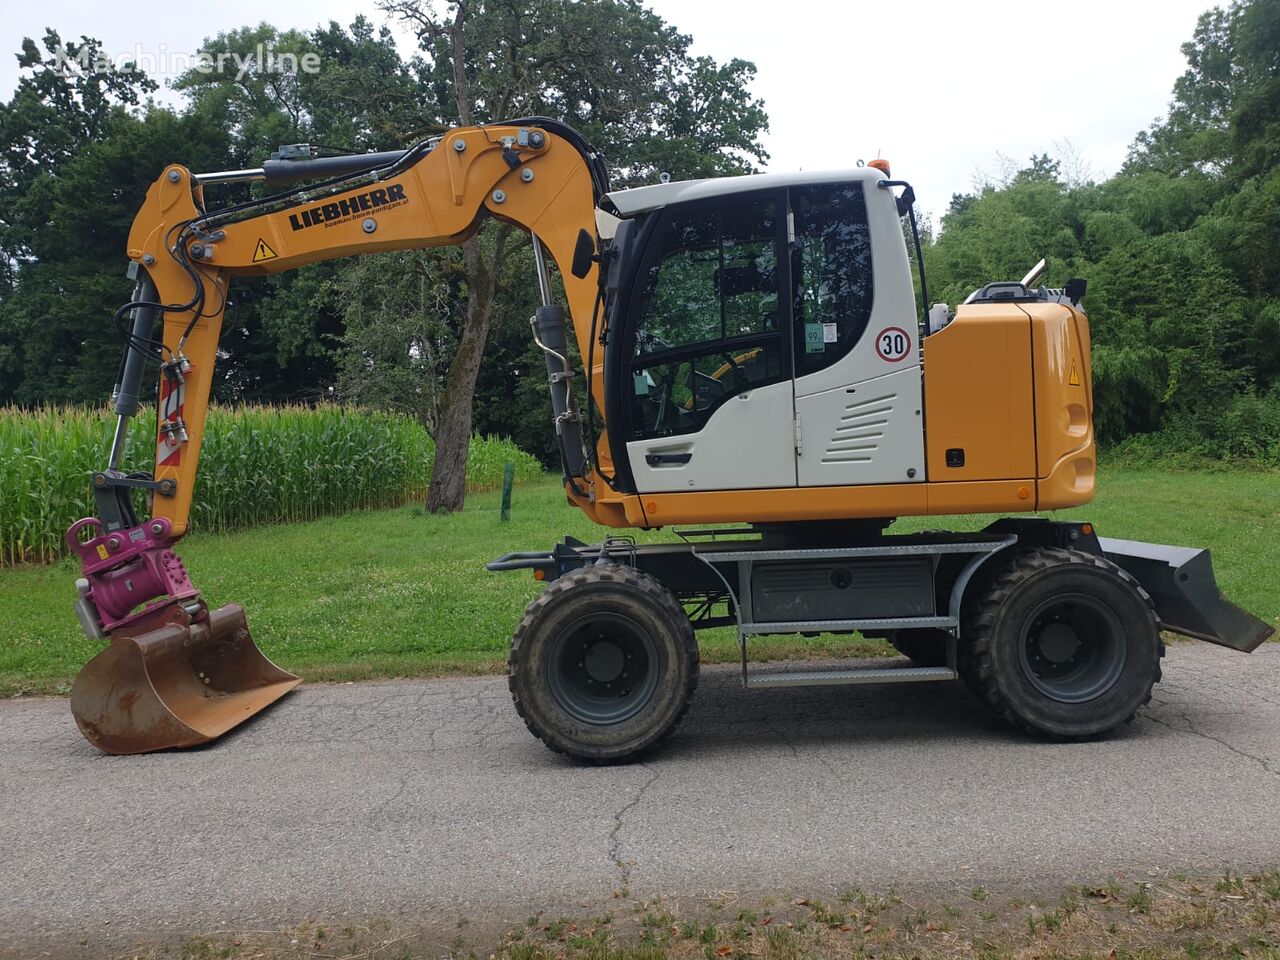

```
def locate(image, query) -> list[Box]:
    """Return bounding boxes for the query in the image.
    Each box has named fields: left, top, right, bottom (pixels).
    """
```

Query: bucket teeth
left=70, top=602, right=300, bottom=755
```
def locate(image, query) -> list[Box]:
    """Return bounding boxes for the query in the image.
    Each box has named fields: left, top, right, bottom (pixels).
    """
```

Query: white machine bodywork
left=617, top=168, right=926, bottom=493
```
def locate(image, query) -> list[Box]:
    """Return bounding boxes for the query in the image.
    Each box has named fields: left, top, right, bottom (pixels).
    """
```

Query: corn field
left=0, top=405, right=543, bottom=566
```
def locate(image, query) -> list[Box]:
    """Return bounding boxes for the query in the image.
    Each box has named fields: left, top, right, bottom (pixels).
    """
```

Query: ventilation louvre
left=822, top=391, right=896, bottom=464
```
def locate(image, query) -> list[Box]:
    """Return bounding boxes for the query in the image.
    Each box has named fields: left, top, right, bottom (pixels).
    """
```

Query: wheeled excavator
left=66, top=119, right=1273, bottom=759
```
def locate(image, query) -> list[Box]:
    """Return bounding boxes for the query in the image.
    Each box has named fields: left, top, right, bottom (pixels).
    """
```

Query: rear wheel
left=961, top=548, right=1161, bottom=739
left=508, top=564, right=698, bottom=763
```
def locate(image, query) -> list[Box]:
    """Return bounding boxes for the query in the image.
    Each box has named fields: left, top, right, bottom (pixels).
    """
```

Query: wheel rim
left=547, top=612, right=660, bottom=724
left=1018, top=593, right=1127, bottom=703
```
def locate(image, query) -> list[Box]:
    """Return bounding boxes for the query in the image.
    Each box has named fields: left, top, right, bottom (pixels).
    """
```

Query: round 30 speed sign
left=875, top=326, right=912, bottom=362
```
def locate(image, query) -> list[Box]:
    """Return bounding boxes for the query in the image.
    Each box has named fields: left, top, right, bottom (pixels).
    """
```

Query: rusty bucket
left=71, top=601, right=300, bottom=755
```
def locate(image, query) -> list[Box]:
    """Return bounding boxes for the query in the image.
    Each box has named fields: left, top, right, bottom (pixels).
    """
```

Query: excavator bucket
left=70, top=602, right=299, bottom=755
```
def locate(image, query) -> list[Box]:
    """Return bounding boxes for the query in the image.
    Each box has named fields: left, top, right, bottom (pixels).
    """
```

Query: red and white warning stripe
left=156, top=374, right=185, bottom=467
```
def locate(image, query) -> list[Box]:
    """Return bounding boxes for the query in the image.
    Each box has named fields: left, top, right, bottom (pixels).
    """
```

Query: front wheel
left=961, top=548, right=1162, bottom=739
left=508, top=564, right=698, bottom=762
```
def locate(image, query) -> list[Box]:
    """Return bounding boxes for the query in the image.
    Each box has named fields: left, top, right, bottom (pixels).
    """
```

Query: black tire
left=961, top=547, right=1162, bottom=739
left=887, top=629, right=951, bottom=667
left=508, top=563, right=698, bottom=763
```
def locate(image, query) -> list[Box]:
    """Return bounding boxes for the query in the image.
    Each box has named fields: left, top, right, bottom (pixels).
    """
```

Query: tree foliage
left=925, top=0, right=1280, bottom=462
left=1, top=0, right=1276, bottom=477
left=0, top=2, right=769, bottom=495
left=351, top=0, right=771, bottom=498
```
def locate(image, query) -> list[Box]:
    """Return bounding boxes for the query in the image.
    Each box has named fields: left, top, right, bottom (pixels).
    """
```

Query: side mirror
left=894, top=185, right=916, bottom=217
left=570, top=228, right=596, bottom=280
left=1064, top=277, right=1087, bottom=306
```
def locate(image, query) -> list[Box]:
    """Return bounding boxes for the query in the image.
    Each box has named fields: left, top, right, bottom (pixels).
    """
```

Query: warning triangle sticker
left=252, top=238, right=278, bottom=263
left=1068, top=359, right=1081, bottom=386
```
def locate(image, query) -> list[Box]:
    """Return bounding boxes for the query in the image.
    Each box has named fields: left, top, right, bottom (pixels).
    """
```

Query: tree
left=0, top=34, right=232, bottom=404
left=924, top=0, right=1280, bottom=462
left=351, top=0, right=769, bottom=511
left=0, top=31, right=154, bottom=280
left=171, top=19, right=427, bottom=401
left=1125, top=0, right=1280, bottom=182
left=0, top=104, right=241, bottom=404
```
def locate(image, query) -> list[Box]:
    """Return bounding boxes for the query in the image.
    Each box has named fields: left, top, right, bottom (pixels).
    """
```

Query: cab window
left=629, top=196, right=785, bottom=440
left=791, top=183, right=874, bottom=376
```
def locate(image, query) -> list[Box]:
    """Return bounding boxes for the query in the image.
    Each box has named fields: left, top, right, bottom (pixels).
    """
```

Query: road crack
left=609, top=765, right=660, bottom=889
left=1147, top=712, right=1279, bottom=779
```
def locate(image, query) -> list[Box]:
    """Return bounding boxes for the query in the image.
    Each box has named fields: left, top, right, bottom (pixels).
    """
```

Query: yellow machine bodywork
left=584, top=298, right=1095, bottom=530
left=128, top=126, right=608, bottom=536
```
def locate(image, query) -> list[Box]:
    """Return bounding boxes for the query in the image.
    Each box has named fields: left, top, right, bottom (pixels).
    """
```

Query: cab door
left=788, top=182, right=926, bottom=487
left=623, top=191, right=797, bottom=493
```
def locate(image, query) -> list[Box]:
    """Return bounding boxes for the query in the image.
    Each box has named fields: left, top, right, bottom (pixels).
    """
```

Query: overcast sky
left=2, top=0, right=1214, bottom=219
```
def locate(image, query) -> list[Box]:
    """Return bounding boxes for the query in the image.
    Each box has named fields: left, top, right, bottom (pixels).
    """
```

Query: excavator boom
left=124, top=120, right=611, bottom=539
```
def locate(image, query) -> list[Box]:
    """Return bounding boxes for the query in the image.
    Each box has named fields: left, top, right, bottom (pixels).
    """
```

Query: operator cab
left=599, top=168, right=925, bottom=497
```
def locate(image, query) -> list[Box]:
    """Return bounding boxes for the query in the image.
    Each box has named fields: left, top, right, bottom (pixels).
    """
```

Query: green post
left=500, top=461, right=515, bottom=522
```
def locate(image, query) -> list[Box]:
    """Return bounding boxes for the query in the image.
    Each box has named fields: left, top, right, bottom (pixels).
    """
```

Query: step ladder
left=683, top=536, right=1017, bottom=691
left=744, top=664, right=956, bottom=689
left=740, top=613, right=959, bottom=688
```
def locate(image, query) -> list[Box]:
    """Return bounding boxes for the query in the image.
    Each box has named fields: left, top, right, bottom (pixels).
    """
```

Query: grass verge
left=1, top=464, right=1277, bottom=696
left=85, top=870, right=1280, bottom=959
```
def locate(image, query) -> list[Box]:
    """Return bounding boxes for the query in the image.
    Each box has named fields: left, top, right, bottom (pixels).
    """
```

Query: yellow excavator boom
left=127, top=122, right=610, bottom=537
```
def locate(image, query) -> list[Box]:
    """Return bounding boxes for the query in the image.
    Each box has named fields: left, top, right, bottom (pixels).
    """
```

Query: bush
left=1217, top=389, right=1280, bottom=461
left=0, top=405, right=543, bottom=565
left=1103, top=386, right=1280, bottom=468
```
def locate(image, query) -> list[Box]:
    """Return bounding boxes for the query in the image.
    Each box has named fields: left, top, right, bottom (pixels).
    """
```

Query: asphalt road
left=3, top=643, right=1279, bottom=953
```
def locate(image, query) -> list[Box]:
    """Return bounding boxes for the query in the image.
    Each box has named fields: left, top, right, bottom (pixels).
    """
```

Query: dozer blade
left=71, top=602, right=300, bottom=755
left=1099, top=537, right=1275, bottom=652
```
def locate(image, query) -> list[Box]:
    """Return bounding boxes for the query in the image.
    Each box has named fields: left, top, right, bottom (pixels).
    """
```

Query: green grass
left=1, top=463, right=1276, bottom=695
left=0, top=404, right=543, bottom=565
left=101, top=870, right=1280, bottom=960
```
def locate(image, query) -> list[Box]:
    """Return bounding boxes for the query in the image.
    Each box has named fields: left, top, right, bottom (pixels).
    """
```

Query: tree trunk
left=427, top=234, right=494, bottom=512
left=423, top=0, right=483, bottom=514
left=380, top=2, right=521, bottom=512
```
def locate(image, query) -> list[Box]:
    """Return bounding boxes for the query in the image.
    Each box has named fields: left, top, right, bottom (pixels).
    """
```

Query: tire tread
left=960, top=547, right=1163, bottom=740
left=507, top=563, right=699, bottom=763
